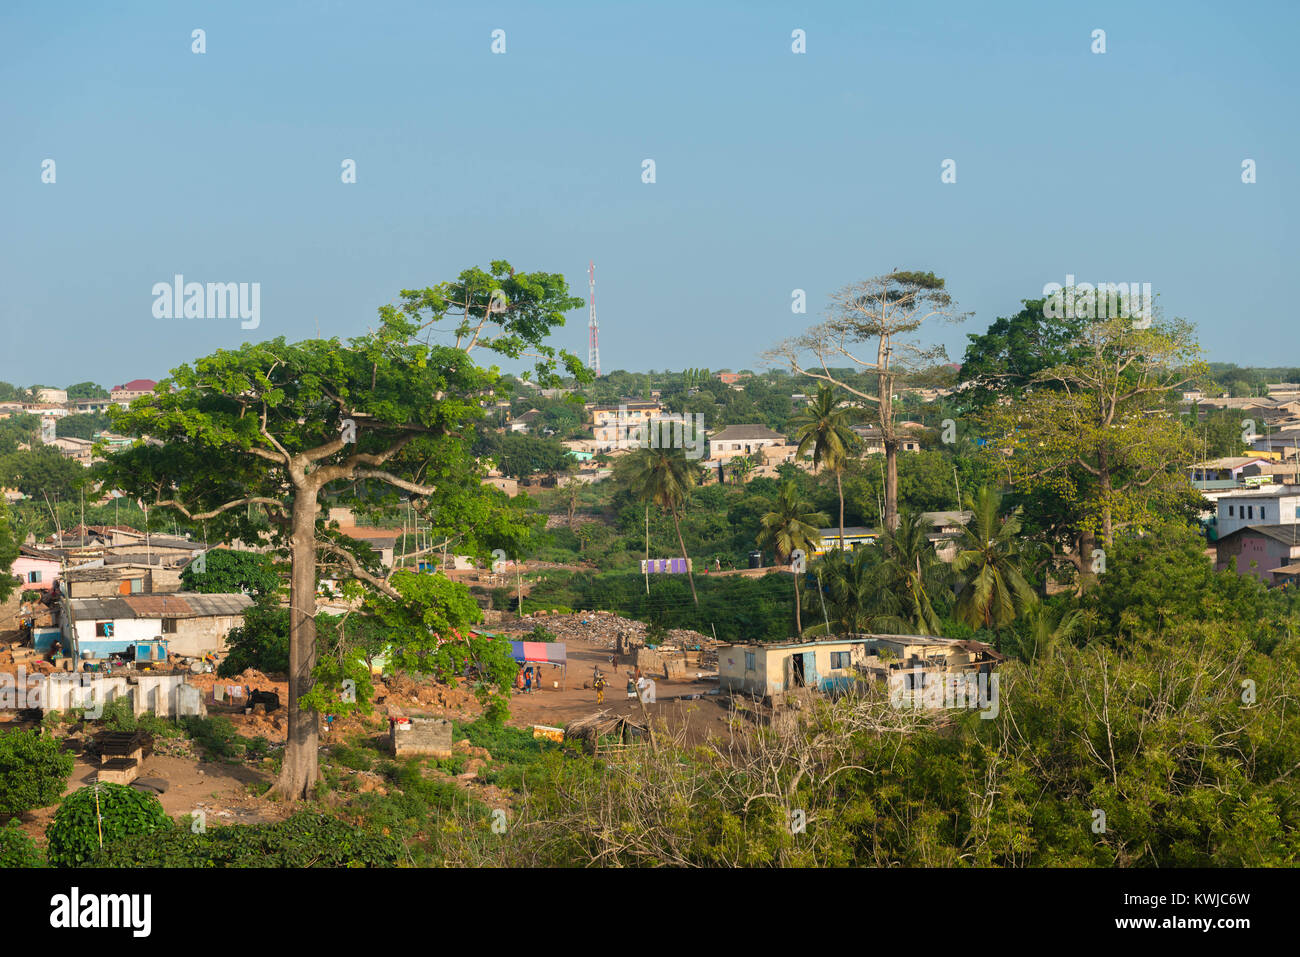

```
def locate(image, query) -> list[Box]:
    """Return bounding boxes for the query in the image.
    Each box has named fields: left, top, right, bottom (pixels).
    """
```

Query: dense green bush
left=524, top=623, right=558, bottom=642
left=180, top=548, right=282, bottom=601
left=0, top=820, right=44, bottom=867
left=46, top=784, right=171, bottom=867
left=0, top=729, right=75, bottom=819
left=97, top=696, right=183, bottom=738
left=94, top=812, right=404, bottom=867
left=217, top=604, right=290, bottom=677
left=435, top=754, right=469, bottom=776
left=179, top=715, right=246, bottom=760
left=329, top=743, right=374, bottom=772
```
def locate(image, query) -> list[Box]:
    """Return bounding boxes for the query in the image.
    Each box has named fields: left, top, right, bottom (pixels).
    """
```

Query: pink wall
left=11, top=556, right=60, bottom=590
left=1235, top=538, right=1278, bottom=583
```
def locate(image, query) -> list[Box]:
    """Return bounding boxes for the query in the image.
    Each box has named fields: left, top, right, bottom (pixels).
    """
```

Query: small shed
left=390, top=716, right=453, bottom=758
left=563, top=710, right=648, bottom=754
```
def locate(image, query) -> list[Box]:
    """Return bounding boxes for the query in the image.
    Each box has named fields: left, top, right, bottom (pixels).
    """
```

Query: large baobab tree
left=95, top=261, right=585, bottom=799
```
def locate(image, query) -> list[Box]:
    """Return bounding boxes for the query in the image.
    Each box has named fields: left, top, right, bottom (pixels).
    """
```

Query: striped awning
left=508, top=641, right=567, bottom=664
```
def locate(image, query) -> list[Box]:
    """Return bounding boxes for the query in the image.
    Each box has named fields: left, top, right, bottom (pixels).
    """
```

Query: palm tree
left=1008, top=603, right=1089, bottom=662
left=789, top=385, right=859, bottom=549
left=952, top=486, right=1038, bottom=631
left=758, top=481, right=829, bottom=636
left=814, top=547, right=903, bottom=636
left=875, top=510, right=946, bottom=635
left=729, top=454, right=755, bottom=485
left=617, top=446, right=702, bottom=605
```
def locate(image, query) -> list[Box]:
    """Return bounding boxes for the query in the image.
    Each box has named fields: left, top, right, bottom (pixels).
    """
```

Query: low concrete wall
left=27, top=674, right=205, bottom=718
left=391, top=717, right=453, bottom=758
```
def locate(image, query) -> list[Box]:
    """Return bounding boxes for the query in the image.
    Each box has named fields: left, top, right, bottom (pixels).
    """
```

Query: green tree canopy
left=93, top=260, right=586, bottom=799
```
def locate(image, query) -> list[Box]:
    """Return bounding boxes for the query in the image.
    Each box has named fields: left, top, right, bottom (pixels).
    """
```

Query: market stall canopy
left=508, top=641, right=567, bottom=665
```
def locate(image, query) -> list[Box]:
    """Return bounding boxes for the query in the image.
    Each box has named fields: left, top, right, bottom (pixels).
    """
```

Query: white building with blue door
left=59, top=592, right=255, bottom=660
left=717, top=633, right=1001, bottom=701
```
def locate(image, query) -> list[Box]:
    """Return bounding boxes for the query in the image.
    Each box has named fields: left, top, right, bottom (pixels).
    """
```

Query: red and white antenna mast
left=587, top=260, right=601, bottom=378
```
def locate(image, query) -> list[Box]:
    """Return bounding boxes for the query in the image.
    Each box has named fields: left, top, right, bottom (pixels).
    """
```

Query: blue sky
left=2, top=0, right=1295, bottom=387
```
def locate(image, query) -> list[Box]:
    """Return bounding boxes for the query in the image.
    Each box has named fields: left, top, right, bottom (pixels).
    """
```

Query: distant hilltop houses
left=0, top=378, right=159, bottom=474
left=110, top=379, right=159, bottom=404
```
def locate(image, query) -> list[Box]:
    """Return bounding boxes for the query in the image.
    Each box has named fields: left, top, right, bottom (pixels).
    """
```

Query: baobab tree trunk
left=278, top=486, right=321, bottom=800
left=670, top=506, right=698, bottom=605
left=1099, top=454, right=1115, bottom=549
left=1078, top=527, right=1098, bottom=593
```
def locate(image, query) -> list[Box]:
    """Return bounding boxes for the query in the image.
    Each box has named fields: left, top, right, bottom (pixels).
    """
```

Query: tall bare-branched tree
left=767, top=270, right=968, bottom=531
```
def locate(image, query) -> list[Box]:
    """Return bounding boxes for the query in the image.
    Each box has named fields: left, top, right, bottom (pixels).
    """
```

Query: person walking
left=594, top=671, right=606, bottom=704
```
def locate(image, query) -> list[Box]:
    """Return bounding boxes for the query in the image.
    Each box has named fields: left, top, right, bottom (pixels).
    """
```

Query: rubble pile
left=502, top=611, right=712, bottom=651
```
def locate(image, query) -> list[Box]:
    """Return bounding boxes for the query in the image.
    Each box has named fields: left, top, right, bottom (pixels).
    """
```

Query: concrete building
left=707, top=424, right=787, bottom=462
left=1214, top=525, right=1300, bottom=585
left=811, top=511, right=970, bottom=560
left=110, top=379, right=158, bottom=405
left=1188, top=456, right=1274, bottom=491
left=1214, top=486, right=1300, bottom=539
left=812, top=527, right=879, bottom=557
left=591, top=400, right=664, bottom=449
left=482, top=475, right=519, bottom=496
left=336, top=526, right=399, bottom=568
left=62, top=559, right=185, bottom=598
left=850, top=424, right=922, bottom=454
left=11, top=547, right=62, bottom=592
left=59, top=592, right=255, bottom=659
left=48, top=436, right=96, bottom=465
left=509, top=408, right=542, bottom=433
left=718, top=633, right=1001, bottom=702
left=1251, top=427, right=1300, bottom=460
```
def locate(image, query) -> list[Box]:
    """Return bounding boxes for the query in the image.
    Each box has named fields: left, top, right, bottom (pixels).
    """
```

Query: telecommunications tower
left=587, top=260, right=600, bottom=378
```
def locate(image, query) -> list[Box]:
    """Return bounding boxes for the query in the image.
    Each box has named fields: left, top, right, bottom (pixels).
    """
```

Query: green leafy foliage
left=0, top=500, right=21, bottom=604
left=55, top=412, right=112, bottom=440
left=179, top=716, right=248, bottom=761
left=524, top=623, right=558, bottom=642
left=0, top=729, right=75, bottom=818
left=329, top=743, right=374, bottom=772
left=524, top=570, right=797, bottom=642
left=0, top=820, right=44, bottom=867
left=0, top=445, right=85, bottom=500
left=94, top=812, right=404, bottom=867
left=181, top=548, right=282, bottom=600
left=97, top=697, right=184, bottom=738
left=217, top=604, right=290, bottom=677
left=45, top=784, right=171, bottom=867
left=473, top=431, right=575, bottom=480
left=363, top=570, right=515, bottom=706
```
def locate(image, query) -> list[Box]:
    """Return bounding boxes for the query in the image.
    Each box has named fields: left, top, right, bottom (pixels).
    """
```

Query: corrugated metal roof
left=67, top=592, right=253, bottom=620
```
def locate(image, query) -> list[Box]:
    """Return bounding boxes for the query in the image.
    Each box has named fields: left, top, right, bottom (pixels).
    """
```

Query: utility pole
left=587, top=261, right=600, bottom=378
